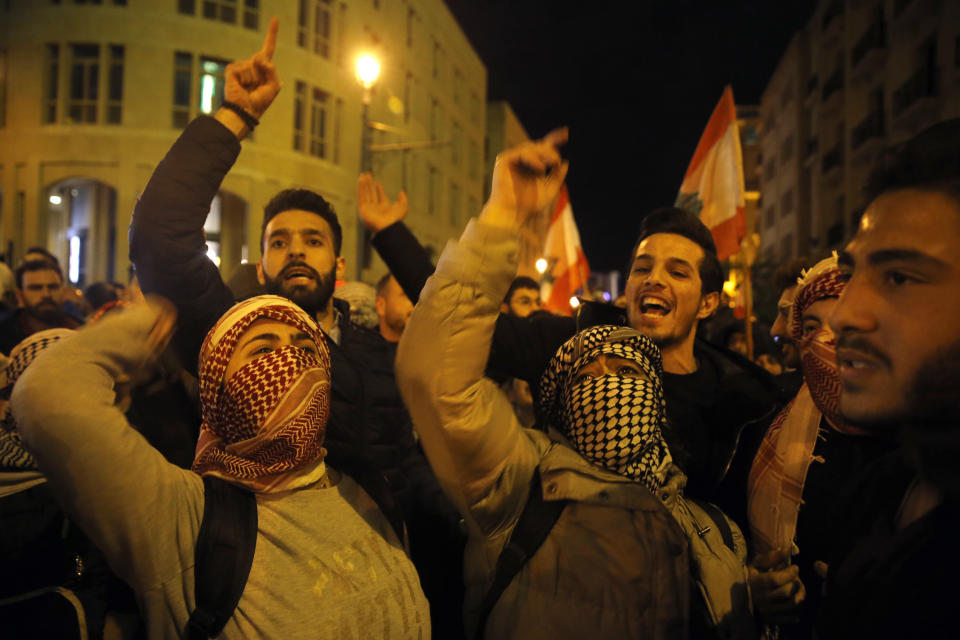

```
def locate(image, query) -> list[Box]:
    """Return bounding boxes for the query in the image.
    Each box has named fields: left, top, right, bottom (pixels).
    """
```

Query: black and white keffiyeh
left=538, top=325, right=672, bottom=493
left=0, top=328, right=75, bottom=470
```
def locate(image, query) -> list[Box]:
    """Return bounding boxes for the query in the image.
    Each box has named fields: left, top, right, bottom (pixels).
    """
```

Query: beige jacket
left=397, top=221, right=754, bottom=639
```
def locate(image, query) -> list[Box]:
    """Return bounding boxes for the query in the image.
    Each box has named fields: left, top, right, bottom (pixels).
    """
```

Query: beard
left=26, top=299, right=62, bottom=324
left=262, top=261, right=337, bottom=319
left=901, top=338, right=960, bottom=495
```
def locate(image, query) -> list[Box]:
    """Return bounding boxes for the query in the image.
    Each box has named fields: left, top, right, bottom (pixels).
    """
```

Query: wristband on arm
left=220, top=101, right=259, bottom=130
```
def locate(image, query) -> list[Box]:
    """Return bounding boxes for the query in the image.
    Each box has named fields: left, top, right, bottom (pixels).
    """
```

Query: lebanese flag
left=676, top=86, right=747, bottom=261
left=541, top=185, right=590, bottom=314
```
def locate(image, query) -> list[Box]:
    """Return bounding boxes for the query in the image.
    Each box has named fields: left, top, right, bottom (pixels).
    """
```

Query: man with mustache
left=129, top=20, right=462, bottom=635
left=815, top=118, right=960, bottom=638
left=0, top=260, right=81, bottom=355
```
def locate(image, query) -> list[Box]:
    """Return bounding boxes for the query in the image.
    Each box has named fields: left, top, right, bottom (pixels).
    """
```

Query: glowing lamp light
left=535, top=258, right=548, bottom=274
left=569, top=296, right=581, bottom=309
left=602, top=291, right=611, bottom=302
left=68, top=235, right=81, bottom=284
left=356, top=55, right=381, bottom=89
left=49, top=194, right=62, bottom=205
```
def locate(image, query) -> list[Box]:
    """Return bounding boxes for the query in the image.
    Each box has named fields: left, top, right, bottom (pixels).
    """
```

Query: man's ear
left=375, top=296, right=386, bottom=318
left=335, top=256, right=346, bottom=281
left=697, top=291, right=720, bottom=319
left=500, top=302, right=510, bottom=314
left=255, top=261, right=266, bottom=286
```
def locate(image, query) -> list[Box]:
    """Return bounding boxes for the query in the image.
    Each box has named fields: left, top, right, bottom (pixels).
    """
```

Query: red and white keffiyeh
left=747, top=255, right=865, bottom=555
left=192, top=295, right=331, bottom=493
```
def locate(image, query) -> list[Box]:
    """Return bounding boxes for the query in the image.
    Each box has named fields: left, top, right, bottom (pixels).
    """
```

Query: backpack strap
left=186, top=476, right=258, bottom=640
left=694, top=500, right=735, bottom=552
left=475, top=469, right=568, bottom=639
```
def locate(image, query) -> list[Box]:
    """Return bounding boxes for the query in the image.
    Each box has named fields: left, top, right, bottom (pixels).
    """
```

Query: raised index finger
left=260, top=16, right=279, bottom=60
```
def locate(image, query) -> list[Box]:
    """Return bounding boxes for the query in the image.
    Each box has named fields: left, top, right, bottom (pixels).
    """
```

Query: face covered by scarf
left=193, top=295, right=332, bottom=493
left=538, top=325, right=673, bottom=493
left=790, top=256, right=862, bottom=435
left=0, top=328, right=75, bottom=470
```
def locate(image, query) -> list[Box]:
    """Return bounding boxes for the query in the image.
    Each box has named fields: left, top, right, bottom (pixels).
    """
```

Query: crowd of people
left=1, top=17, right=959, bottom=640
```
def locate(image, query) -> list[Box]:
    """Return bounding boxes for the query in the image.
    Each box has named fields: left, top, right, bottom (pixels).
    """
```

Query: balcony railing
left=893, top=66, right=939, bottom=115
left=851, top=19, right=886, bottom=66
left=822, top=144, right=843, bottom=173
left=851, top=111, right=885, bottom=150
left=822, top=69, right=844, bottom=101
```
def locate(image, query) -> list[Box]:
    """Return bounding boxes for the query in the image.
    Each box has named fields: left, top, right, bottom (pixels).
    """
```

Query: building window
left=780, top=189, right=794, bottom=217
left=202, top=0, right=237, bottom=23
left=333, top=98, right=342, bottom=164
left=430, top=99, right=442, bottom=140
left=404, top=72, right=413, bottom=123
left=179, top=0, right=195, bottom=13
left=0, top=49, right=7, bottom=129
left=764, top=160, right=775, bottom=181
left=451, top=122, right=462, bottom=165
left=242, top=0, right=258, bottom=29
left=297, top=0, right=308, bottom=47
left=453, top=69, right=462, bottom=105
left=779, top=134, right=794, bottom=165
left=105, top=45, right=123, bottom=124
left=432, top=40, right=442, bottom=79
left=198, top=57, right=227, bottom=115
left=309, top=87, right=328, bottom=158
left=293, top=81, right=306, bottom=151
left=780, top=233, right=793, bottom=261
left=173, top=51, right=192, bottom=128
left=67, top=44, right=99, bottom=124
left=314, top=0, right=332, bottom=58
left=764, top=207, right=775, bottom=229
left=449, top=182, right=461, bottom=227
left=45, top=44, right=59, bottom=123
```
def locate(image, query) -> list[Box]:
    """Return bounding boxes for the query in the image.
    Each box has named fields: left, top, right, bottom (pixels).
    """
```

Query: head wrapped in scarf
left=537, top=325, right=672, bottom=493
left=789, top=254, right=860, bottom=435
left=0, top=329, right=75, bottom=470
left=193, top=295, right=331, bottom=493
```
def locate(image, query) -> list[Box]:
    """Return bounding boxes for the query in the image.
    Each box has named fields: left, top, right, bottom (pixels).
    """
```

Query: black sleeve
left=129, top=116, right=240, bottom=375
left=371, top=221, right=435, bottom=304
left=487, top=312, right=576, bottom=395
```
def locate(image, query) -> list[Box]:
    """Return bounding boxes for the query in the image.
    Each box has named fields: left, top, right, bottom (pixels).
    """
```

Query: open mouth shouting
left=636, top=294, right=672, bottom=320
left=280, top=263, right=319, bottom=286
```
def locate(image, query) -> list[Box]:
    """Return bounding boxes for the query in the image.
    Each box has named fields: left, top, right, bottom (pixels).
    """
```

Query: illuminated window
left=67, top=44, right=99, bottom=124
left=173, top=51, right=192, bottom=128
left=198, top=57, right=227, bottom=115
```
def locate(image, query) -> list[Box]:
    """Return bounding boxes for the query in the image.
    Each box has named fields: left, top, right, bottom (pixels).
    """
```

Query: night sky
left=444, top=0, right=816, bottom=272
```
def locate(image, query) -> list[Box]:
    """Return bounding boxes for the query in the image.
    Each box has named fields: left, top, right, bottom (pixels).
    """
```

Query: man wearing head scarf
left=11, top=295, right=429, bottom=639
left=745, top=255, right=894, bottom=636
left=397, top=132, right=753, bottom=639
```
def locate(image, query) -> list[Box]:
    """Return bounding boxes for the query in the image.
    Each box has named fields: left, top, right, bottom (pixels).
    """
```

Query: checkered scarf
left=192, top=295, right=332, bottom=493
left=0, top=329, right=75, bottom=470
left=747, top=256, right=864, bottom=555
left=538, top=325, right=672, bottom=493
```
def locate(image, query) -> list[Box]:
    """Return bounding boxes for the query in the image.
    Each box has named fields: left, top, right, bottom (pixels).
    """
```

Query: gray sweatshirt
left=12, top=304, right=430, bottom=639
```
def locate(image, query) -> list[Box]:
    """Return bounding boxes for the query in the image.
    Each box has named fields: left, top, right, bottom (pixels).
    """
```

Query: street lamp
left=535, top=257, right=548, bottom=274
left=356, top=54, right=381, bottom=274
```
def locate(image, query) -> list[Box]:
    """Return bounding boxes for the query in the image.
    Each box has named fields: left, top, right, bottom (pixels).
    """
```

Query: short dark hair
left=627, top=207, right=724, bottom=295
left=376, top=272, right=395, bottom=297
left=84, top=282, right=119, bottom=310
left=865, top=118, right=960, bottom=206
left=23, top=246, right=60, bottom=269
left=773, top=257, right=810, bottom=292
left=16, top=259, right=64, bottom=289
left=504, top=276, right=540, bottom=304
left=261, top=189, right=343, bottom=256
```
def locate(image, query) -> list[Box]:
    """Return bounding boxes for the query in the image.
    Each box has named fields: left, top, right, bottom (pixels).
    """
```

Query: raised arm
left=395, top=131, right=569, bottom=535
left=130, top=18, right=281, bottom=374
